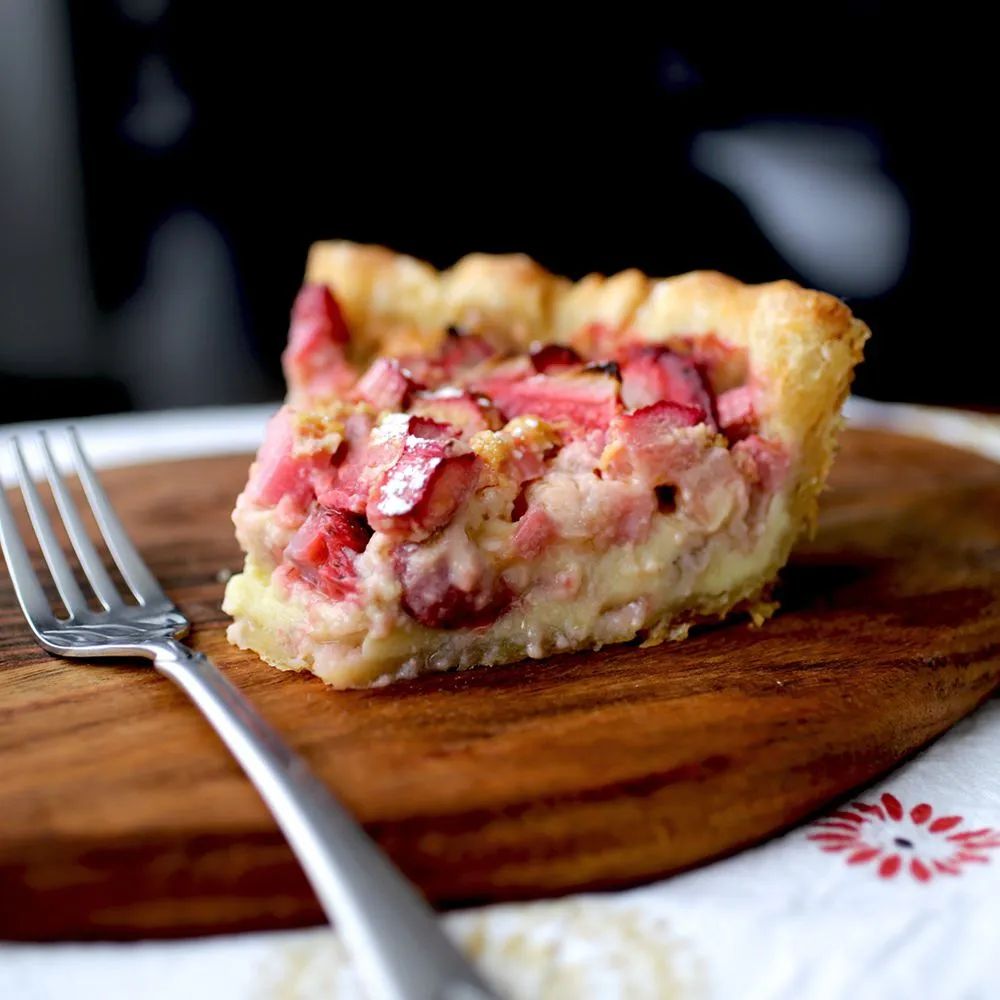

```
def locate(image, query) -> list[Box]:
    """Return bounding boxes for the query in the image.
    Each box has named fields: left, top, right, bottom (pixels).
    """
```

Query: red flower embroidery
left=808, top=792, right=1000, bottom=881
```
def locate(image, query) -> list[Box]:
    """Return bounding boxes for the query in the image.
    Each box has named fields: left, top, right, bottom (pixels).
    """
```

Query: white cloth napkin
left=1, top=400, right=998, bottom=1000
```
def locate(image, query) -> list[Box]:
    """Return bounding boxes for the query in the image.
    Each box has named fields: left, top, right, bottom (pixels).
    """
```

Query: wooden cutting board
left=1, top=428, right=999, bottom=941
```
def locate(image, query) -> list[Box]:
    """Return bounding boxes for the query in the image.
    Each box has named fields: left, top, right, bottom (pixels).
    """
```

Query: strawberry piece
left=620, top=346, right=715, bottom=423
left=282, top=284, right=356, bottom=397
left=530, top=343, right=582, bottom=373
left=353, top=357, right=421, bottom=411
left=285, top=506, right=372, bottom=600
left=716, top=385, right=758, bottom=442
left=368, top=436, right=479, bottom=538
left=394, top=543, right=512, bottom=629
left=440, top=328, right=496, bottom=375
left=247, top=408, right=318, bottom=509
left=484, top=372, right=621, bottom=433
left=408, top=389, right=501, bottom=436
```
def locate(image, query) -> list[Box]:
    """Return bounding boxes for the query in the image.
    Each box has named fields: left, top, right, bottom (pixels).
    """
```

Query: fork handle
left=148, top=638, right=498, bottom=1000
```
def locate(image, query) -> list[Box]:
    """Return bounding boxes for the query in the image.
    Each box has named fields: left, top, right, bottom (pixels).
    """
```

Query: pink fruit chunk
left=408, top=389, right=501, bottom=436
left=393, top=543, right=512, bottom=629
left=247, top=408, right=318, bottom=508
left=440, top=328, right=496, bottom=375
left=291, top=284, right=350, bottom=344
left=282, top=284, right=355, bottom=396
left=512, top=506, right=556, bottom=557
left=285, top=506, right=372, bottom=600
left=608, top=488, right=657, bottom=544
left=716, top=385, right=758, bottom=442
left=316, top=413, right=452, bottom=514
left=312, top=410, right=376, bottom=513
left=620, top=399, right=706, bottom=436
left=467, top=355, right=536, bottom=396
left=484, top=372, right=621, bottom=432
left=368, top=436, right=479, bottom=537
left=530, top=343, right=582, bottom=373
left=406, top=414, right=455, bottom=441
left=505, top=434, right=559, bottom=485
left=620, top=346, right=715, bottom=423
left=606, top=401, right=707, bottom=482
left=353, top=357, right=421, bottom=411
left=733, top=434, right=788, bottom=493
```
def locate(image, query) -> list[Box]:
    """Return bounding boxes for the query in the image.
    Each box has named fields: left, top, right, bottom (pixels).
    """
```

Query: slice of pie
left=223, top=242, right=869, bottom=687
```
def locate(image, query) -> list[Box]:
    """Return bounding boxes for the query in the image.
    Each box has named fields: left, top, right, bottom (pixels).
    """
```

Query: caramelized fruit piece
left=529, top=343, right=582, bottom=373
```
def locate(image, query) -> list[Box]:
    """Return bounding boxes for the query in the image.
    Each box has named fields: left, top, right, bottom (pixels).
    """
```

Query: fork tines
left=0, top=429, right=168, bottom=628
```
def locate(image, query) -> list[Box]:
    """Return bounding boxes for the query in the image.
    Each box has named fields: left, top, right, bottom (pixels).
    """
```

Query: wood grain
left=1, top=428, right=999, bottom=940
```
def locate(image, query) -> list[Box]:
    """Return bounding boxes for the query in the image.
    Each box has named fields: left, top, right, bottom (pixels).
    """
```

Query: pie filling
left=224, top=284, right=793, bottom=687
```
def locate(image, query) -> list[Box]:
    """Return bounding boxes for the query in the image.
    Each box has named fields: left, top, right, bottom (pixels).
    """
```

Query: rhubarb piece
left=501, top=415, right=562, bottom=484
left=367, top=437, right=480, bottom=539
left=285, top=506, right=371, bottom=600
left=530, top=343, right=582, bottom=373
left=353, top=357, right=421, bottom=411
left=484, top=372, right=621, bottom=433
left=225, top=242, right=868, bottom=688
left=246, top=408, right=318, bottom=509
left=408, top=389, right=502, bottom=436
left=394, top=539, right=512, bottom=629
left=282, top=284, right=356, bottom=398
left=619, top=346, right=715, bottom=423
left=512, top=506, right=557, bottom=558
left=733, top=434, right=789, bottom=494
left=440, top=328, right=496, bottom=375
left=604, top=401, right=708, bottom=484
left=717, top=385, right=758, bottom=442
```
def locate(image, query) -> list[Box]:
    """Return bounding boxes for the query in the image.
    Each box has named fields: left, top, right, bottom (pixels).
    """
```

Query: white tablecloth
left=1, top=398, right=999, bottom=1000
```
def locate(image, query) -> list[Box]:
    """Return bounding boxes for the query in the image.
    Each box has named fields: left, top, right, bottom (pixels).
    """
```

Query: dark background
left=1, top=3, right=994, bottom=424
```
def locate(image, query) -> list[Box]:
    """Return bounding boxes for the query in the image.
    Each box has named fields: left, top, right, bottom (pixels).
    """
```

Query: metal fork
left=0, top=428, right=498, bottom=1000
